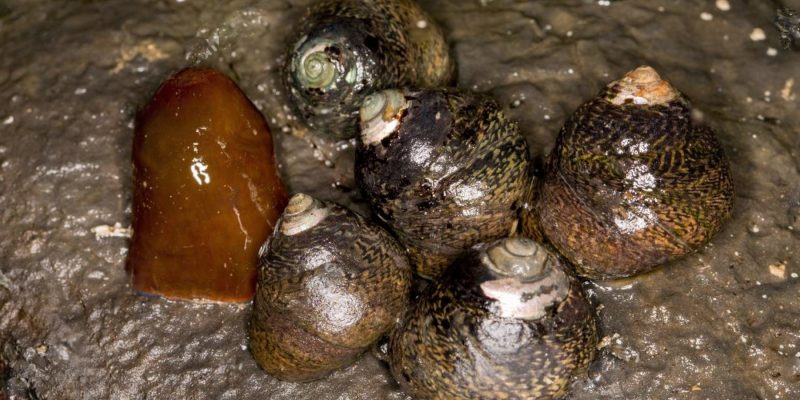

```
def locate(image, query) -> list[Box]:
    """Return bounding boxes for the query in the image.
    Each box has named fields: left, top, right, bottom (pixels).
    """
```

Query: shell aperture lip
left=359, top=89, right=410, bottom=145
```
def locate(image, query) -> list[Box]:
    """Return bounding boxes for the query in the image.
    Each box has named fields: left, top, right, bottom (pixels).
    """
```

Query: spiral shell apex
left=249, top=193, right=412, bottom=382
left=356, top=88, right=531, bottom=279
left=285, top=0, right=454, bottom=140
left=389, top=237, right=599, bottom=400
left=526, top=65, right=734, bottom=280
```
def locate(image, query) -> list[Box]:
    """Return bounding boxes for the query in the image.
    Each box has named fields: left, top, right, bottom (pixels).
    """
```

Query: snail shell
left=524, top=66, right=734, bottom=279
left=355, top=88, right=531, bottom=279
left=285, top=0, right=454, bottom=140
left=249, top=193, right=412, bottom=382
left=128, top=67, right=287, bottom=302
left=389, top=237, right=599, bottom=400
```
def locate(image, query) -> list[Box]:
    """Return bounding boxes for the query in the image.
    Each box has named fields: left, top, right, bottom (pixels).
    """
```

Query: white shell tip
left=608, top=65, right=680, bottom=106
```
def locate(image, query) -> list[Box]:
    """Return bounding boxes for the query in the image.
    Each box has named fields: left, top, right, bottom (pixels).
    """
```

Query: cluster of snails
left=126, top=0, right=734, bottom=399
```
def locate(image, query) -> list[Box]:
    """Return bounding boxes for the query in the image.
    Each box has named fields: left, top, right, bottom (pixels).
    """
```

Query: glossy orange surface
left=128, top=67, right=287, bottom=302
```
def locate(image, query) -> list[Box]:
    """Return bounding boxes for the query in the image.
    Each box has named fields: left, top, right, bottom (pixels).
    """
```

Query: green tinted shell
left=389, top=237, right=599, bottom=400
left=525, top=66, right=734, bottom=279
left=286, top=0, right=454, bottom=140
left=249, top=193, right=412, bottom=382
left=356, top=88, right=531, bottom=279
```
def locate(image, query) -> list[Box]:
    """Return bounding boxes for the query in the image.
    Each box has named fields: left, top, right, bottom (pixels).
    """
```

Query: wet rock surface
left=1, top=0, right=798, bottom=399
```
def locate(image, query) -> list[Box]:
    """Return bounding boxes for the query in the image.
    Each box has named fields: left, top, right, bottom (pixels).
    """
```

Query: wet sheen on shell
left=355, top=88, right=531, bottom=279
left=388, top=237, right=599, bottom=399
left=526, top=65, right=734, bottom=279
left=250, top=194, right=412, bottom=382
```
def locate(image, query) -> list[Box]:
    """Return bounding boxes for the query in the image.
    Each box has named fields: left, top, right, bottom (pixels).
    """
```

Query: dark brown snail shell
left=389, top=237, right=599, bottom=400
left=355, top=88, right=531, bottom=279
left=249, top=193, right=412, bottom=382
left=285, top=0, right=454, bottom=140
left=524, top=66, right=734, bottom=280
left=128, top=67, right=287, bottom=302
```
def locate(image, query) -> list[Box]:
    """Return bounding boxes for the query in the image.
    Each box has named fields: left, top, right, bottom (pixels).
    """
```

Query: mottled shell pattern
left=285, top=0, right=454, bottom=140
left=389, top=237, right=599, bottom=400
left=525, top=66, right=734, bottom=279
left=355, top=88, right=531, bottom=279
left=249, top=193, right=412, bottom=382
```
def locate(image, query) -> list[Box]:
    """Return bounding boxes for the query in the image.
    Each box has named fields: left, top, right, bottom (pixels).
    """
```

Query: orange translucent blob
left=128, top=67, right=287, bottom=302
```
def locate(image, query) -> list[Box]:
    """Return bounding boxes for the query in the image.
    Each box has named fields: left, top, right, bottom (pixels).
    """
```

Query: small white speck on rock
left=700, top=12, right=713, bottom=21
left=750, top=28, right=766, bottom=42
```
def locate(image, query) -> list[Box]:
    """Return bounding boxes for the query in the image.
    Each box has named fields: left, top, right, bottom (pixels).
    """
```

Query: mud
left=1, top=0, right=799, bottom=399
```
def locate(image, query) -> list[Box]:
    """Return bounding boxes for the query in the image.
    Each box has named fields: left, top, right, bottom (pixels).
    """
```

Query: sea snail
left=355, top=88, right=532, bottom=279
left=389, top=237, right=599, bottom=400
left=249, top=193, right=412, bottom=382
left=128, top=67, right=287, bottom=302
left=524, top=66, right=734, bottom=280
left=285, top=0, right=454, bottom=140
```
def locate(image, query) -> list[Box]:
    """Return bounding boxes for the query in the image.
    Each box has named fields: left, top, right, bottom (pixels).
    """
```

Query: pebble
left=91, top=223, right=133, bottom=239
left=767, top=47, right=778, bottom=57
left=715, top=0, right=730, bottom=11
left=768, top=263, right=786, bottom=279
left=700, top=12, right=713, bottom=21
left=780, top=78, right=795, bottom=101
left=750, top=28, right=766, bottom=42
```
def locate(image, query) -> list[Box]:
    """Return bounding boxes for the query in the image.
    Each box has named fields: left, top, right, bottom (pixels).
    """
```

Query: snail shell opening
left=607, top=65, right=679, bottom=106
left=279, top=193, right=329, bottom=236
left=359, top=89, right=409, bottom=145
left=479, top=238, right=570, bottom=320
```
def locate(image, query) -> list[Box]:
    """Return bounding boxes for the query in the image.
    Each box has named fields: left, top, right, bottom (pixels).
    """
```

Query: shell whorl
left=279, top=193, right=329, bottom=236
left=607, top=65, right=679, bottom=106
left=291, top=37, right=354, bottom=92
left=479, top=238, right=569, bottom=320
left=359, top=89, right=409, bottom=145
